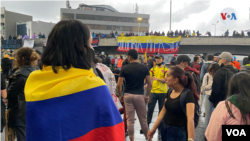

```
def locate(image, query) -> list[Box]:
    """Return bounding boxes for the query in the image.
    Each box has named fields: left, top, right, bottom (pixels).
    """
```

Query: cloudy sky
left=1, top=0, right=250, bottom=36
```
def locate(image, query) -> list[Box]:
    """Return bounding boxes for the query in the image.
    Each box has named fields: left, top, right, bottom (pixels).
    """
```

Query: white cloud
left=1, top=0, right=250, bottom=35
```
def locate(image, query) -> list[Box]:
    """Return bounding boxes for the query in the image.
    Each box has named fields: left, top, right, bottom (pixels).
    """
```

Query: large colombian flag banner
left=117, top=36, right=181, bottom=54
left=25, top=66, right=125, bottom=141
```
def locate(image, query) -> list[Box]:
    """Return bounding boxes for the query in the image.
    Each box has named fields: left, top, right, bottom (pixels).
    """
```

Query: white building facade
left=60, top=4, right=150, bottom=35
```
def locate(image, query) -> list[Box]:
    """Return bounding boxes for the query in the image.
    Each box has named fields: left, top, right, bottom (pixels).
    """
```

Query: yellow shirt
left=150, top=66, right=168, bottom=93
left=121, top=33, right=124, bottom=37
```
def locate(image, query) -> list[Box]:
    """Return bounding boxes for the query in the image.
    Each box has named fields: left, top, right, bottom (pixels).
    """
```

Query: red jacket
left=184, top=66, right=200, bottom=75
left=192, top=62, right=201, bottom=72
left=111, top=59, right=115, bottom=64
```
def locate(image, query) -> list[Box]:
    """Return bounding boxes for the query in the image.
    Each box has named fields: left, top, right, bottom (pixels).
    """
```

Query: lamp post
left=138, top=17, right=142, bottom=36
left=170, top=0, right=172, bottom=32
left=212, top=21, right=219, bottom=36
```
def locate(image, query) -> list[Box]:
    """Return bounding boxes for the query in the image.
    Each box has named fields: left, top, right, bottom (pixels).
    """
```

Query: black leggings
left=2, top=69, right=9, bottom=79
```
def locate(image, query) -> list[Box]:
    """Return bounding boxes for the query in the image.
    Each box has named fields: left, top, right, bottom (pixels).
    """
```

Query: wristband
left=188, top=138, right=194, bottom=141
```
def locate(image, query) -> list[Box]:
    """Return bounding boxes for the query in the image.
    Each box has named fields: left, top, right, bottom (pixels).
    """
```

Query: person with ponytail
left=205, top=72, right=250, bottom=141
left=148, top=66, right=199, bottom=141
left=7, top=47, right=38, bottom=141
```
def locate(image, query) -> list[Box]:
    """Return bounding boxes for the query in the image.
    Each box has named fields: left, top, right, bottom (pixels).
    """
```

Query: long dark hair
left=120, top=55, right=123, bottom=60
left=122, top=59, right=129, bottom=68
left=208, top=63, right=220, bottom=73
left=41, top=20, right=94, bottom=73
left=170, top=66, right=199, bottom=101
left=225, top=72, right=250, bottom=124
left=16, top=47, right=38, bottom=68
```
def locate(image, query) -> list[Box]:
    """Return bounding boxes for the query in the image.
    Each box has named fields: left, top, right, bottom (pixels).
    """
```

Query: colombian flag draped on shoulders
left=25, top=66, right=124, bottom=141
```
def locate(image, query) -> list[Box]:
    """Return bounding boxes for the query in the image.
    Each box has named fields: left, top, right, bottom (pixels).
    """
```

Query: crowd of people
left=1, top=19, right=250, bottom=141
left=223, top=29, right=249, bottom=37
left=23, top=32, right=46, bottom=40
left=1, top=32, right=46, bottom=40
left=92, top=29, right=250, bottom=38
left=2, top=29, right=250, bottom=41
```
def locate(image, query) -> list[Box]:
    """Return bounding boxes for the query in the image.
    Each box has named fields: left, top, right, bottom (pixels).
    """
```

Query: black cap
left=174, top=55, right=191, bottom=64
left=155, top=54, right=164, bottom=59
left=127, top=49, right=138, bottom=59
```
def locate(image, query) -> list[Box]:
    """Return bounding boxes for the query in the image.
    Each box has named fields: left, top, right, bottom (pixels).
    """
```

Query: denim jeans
left=201, top=91, right=206, bottom=113
left=147, top=93, right=166, bottom=126
left=161, top=121, right=187, bottom=141
left=204, top=94, right=214, bottom=131
left=15, top=126, right=26, bottom=141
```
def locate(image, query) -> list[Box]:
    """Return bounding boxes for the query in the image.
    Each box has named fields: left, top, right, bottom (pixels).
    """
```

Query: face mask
left=157, top=62, right=163, bottom=66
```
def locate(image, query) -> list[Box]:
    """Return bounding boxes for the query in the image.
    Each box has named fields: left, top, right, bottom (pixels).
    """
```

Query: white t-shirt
left=96, top=63, right=119, bottom=108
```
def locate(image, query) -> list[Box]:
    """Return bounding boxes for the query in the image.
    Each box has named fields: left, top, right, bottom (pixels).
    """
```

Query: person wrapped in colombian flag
left=25, top=20, right=125, bottom=141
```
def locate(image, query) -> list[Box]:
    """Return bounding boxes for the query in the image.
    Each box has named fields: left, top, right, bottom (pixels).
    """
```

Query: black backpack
left=167, top=88, right=200, bottom=128
left=221, top=67, right=237, bottom=99
left=186, top=71, right=201, bottom=94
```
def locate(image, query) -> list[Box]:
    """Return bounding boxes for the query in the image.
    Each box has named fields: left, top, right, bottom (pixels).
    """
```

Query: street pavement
left=1, top=102, right=206, bottom=141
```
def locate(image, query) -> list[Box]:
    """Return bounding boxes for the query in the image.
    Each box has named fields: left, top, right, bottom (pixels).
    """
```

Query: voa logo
left=220, top=7, right=237, bottom=25
left=226, top=129, right=246, bottom=136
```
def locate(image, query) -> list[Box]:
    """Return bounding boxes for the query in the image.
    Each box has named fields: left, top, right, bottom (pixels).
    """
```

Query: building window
left=141, top=27, right=148, bottom=32
left=96, top=7, right=105, bottom=11
left=106, top=16, right=114, bottom=21
left=114, top=17, right=122, bottom=22
left=62, top=13, right=74, bottom=20
left=76, top=14, right=86, bottom=20
left=96, top=15, right=105, bottom=21
left=1, top=14, right=4, bottom=18
left=127, top=18, right=134, bottom=23
left=94, top=25, right=106, bottom=30
left=122, top=17, right=128, bottom=22
left=75, top=13, right=149, bottom=24
left=106, top=25, right=115, bottom=30
left=1, top=23, right=4, bottom=26
left=85, top=24, right=144, bottom=32
left=86, top=15, right=95, bottom=20
left=123, top=26, right=132, bottom=31
left=84, top=7, right=92, bottom=10
left=115, top=26, right=124, bottom=31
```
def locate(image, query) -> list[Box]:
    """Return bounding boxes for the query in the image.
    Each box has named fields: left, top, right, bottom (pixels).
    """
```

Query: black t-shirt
left=147, top=59, right=153, bottom=70
left=1, top=73, right=6, bottom=90
left=120, top=62, right=149, bottom=94
left=112, top=70, right=120, bottom=82
left=164, top=89, right=195, bottom=127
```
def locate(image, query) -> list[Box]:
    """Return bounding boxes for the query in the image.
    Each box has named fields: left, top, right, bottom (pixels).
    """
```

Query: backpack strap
left=164, top=66, right=166, bottom=77
left=152, top=66, right=166, bottom=77
left=180, top=88, right=190, bottom=116
left=166, top=88, right=174, bottom=99
left=152, top=67, right=155, bottom=76
left=207, top=74, right=209, bottom=85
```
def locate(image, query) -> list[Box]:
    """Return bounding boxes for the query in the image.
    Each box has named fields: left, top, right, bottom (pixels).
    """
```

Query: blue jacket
left=200, top=61, right=214, bottom=83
